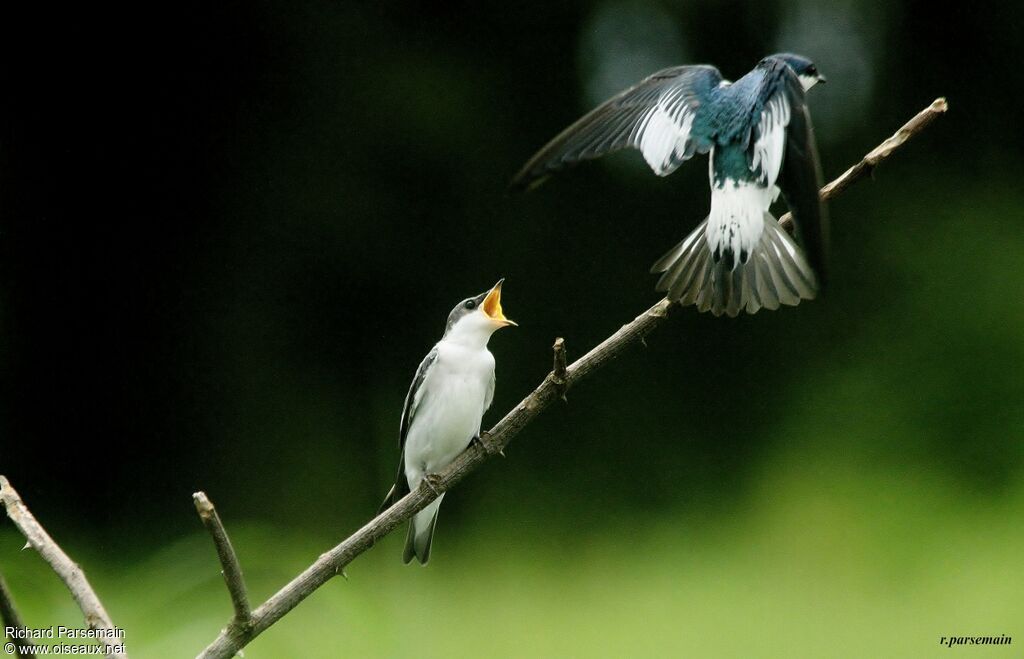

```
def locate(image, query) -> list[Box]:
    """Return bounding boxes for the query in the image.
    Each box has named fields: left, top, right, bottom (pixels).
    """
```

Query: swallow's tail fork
left=651, top=213, right=817, bottom=317
left=403, top=495, right=442, bottom=565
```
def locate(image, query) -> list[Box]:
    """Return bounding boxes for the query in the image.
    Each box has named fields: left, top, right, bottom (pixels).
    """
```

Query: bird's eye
left=465, top=300, right=476, bottom=310
left=808, top=66, right=817, bottom=75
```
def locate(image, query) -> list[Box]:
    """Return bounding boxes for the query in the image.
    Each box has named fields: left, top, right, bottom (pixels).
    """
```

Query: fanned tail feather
left=652, top=214, right=817, bottom=317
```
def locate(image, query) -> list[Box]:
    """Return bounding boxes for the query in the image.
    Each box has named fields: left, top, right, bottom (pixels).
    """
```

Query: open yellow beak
left=481, top=279, right=517, bottom=327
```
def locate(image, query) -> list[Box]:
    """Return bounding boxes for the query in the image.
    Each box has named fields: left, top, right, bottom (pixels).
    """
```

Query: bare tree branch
left=0, top=476, right=127, bottom=659
left=779, top=97, right=948, bottom=231
left=0, top=575, right=35, bottom=659
left=193, top=492, right=252, bottom=629
left=196, top=98, right=947, bottom=659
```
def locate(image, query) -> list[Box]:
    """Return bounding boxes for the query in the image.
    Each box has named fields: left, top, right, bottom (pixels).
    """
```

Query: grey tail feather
left=403, top=507, right=440, bottom=566
left=652, top=213, right=818, bottom=317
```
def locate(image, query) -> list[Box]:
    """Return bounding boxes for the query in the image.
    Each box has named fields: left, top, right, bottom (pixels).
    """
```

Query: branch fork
left=192, top=493, right=252, bottom=631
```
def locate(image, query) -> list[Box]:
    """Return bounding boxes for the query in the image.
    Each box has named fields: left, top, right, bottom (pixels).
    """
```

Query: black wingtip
left=507, top=171, right=549, bottom=194
left=377, top=482, right=407, bottom=516
left=402, top=523, right=416, bottom=564
left=506, top=180, right=527, bottom=195
left=377, top=491, right=394, bottom=517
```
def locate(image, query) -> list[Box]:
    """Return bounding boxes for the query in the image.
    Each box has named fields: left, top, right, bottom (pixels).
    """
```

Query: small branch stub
left=192, top=492, right=252, bottom=628
left=552, top=337, right=568, bottom=400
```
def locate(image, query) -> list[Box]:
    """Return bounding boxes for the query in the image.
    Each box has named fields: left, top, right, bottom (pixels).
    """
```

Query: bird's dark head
left=765, top=53, right=826, bottom=91
left=444, top=279, right=517, bottom=340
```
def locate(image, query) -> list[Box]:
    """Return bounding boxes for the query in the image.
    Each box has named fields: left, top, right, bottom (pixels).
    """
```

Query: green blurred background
left=2, top=1, right=1022, bottom=657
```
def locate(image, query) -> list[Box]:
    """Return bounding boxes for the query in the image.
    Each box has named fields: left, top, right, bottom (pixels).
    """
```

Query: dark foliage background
left=1, top=1, right=1022, bottom=656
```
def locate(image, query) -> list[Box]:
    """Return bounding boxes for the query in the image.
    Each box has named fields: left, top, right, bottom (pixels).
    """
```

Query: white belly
left=404, top=343, right=493, bottom=487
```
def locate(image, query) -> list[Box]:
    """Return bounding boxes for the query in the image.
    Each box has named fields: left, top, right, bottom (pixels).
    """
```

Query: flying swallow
left=513, top=54, right=828, bottom=317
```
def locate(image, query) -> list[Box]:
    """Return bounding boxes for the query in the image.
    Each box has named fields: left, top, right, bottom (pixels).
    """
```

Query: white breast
left=403, top=342, right=494, bottom=484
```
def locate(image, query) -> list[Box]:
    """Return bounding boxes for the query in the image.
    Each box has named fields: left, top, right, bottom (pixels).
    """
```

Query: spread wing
left=776, top=77, right=828, bottom=284
left=379, top=346, right=437, bottom=513
left=511, top=65, right=723, bottom=190
left=749, top=62, right=828, bottom=283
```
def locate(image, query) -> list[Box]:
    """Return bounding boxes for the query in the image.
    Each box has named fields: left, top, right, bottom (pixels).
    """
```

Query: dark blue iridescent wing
left=511, top=65, right=723, bottom=190
left=759, top=61, right=829, bottom=283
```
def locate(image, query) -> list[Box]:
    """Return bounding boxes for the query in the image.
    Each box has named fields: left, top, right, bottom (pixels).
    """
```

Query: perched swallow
left=379, top=280, right=516, bottom=565
left=512, top=54, right=829, bottom=317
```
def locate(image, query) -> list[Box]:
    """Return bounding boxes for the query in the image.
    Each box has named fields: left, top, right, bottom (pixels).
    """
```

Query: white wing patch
left=750, top=93, right=791, bottom=188
left=638, top=89, right=696, bottom=176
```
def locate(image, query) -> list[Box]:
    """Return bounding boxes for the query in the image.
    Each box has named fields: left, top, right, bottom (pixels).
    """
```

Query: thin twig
left=196, top=98, right=947, bottom=659
left=779, top=97, right=947, bottom=231
left=0, top=575, right=34, bottom=659
left=193, top=492, right=252, bottom=628
left=0, top=476, right=126, bottom=659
